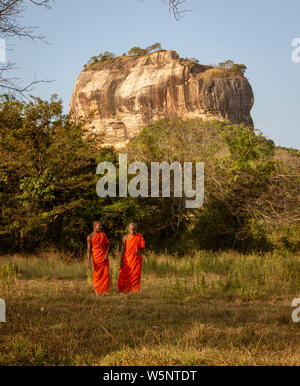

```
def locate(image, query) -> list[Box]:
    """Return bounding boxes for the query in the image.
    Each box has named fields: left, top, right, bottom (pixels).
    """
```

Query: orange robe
left=91, top=232, right=111, bottom=294
left=118, top=233, right=145, bottom=293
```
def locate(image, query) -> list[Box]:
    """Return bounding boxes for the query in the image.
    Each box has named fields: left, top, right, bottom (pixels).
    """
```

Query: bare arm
left=136, top=236, right=145, bottom=255
left=87, top=235, right=92, bottom=267
left=120, top=236, right=126, bottom=268
left=105, top=244, right=110, bottom=260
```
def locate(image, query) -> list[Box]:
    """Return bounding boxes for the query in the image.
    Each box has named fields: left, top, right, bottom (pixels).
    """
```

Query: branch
left=165, top=0, right=188, bottom=21
left=0, top=61, right=53, bottom=95
left=0, top=0, right=52, bottom=40
left=0, top=1, right=52, bottom=94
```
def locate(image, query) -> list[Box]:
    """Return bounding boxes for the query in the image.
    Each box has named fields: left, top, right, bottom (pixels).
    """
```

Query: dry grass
left=0, top=251, right=299, bottom=366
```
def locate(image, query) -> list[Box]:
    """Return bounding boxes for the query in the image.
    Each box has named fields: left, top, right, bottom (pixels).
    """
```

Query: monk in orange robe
left=118, top=223, right=145, bottom=293
left=87, top=221, right=111, bottom=295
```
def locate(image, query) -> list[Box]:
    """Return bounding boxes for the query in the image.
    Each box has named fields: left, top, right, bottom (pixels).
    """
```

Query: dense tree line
left=0, top=96, right=299, bottom=256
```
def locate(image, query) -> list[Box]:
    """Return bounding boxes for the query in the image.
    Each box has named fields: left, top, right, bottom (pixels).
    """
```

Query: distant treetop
left=219, top=60, right=247, bottom=75
left=127, top=43, right=162, bottom=56
left=83, top=51, right=247, bottom=77
left=84, top=44, right=163, bottom=68
left=85, top=51, right=116, bottom=66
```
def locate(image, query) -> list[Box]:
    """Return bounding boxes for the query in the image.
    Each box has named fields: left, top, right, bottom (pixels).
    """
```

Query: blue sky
left=7, top=0, right=300, bottom=149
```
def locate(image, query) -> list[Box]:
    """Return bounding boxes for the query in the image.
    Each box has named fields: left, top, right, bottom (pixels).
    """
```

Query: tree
left=231, top=63, right=247, bottom=75
left=85, top=52, right=115, bottom=66
left=128, top=44, right=163, bottom=57
left=0, top=95, right=98, bottom=253
left=0, top=95, right=154, bottom=254
left=219, top=60, right=234, bottom=69
left=219, top=60, right=247, bottom=75
left=126, top=118, right=300, bottom=252
left=126, top=119, right=217, bottom=245
left=146, top=43, right=162, bottom=53
left=0, top=0, right=51, bottom=94
left=102, top=51, right=115, bottom=60
left=128, top=46, right=147, bottom=56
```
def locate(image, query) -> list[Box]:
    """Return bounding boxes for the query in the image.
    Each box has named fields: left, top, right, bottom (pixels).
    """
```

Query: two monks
left=87, top=222, right=145, bottom=296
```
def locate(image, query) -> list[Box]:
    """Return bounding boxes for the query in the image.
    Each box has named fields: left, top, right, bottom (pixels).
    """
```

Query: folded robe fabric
left=118, top=233, right=145, bottom=293
left=91, top=232, right=111, bottom=294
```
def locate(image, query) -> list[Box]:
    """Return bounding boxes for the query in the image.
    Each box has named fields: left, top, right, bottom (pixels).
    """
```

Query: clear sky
left=7, top=0, right=300, bottom=149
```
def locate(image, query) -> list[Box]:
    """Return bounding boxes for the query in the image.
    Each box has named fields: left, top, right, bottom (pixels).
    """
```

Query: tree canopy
left=1, top=97, right=299, bottom=255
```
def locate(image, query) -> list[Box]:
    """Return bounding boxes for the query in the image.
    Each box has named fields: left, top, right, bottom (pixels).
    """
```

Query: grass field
left=0, top=250, right=300, bottom=366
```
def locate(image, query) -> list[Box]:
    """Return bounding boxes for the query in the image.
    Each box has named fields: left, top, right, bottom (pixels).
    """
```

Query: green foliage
left=84, top=51, right=115, bottom=67
left=0, top=95, right=298, bottom=255
left=0, top=95, right=96, bottom=253
left=84, top=44, right=162, bottom=67
left=126, top=118, right=299, bottom=253
left=128, top=43, right=162, bottom=56
left=230, top=63, right=247, bottom=75
left=127, top=46, right=148, bottom=56
left=219, top=59, right=234, bottom=69
left=0, top=96, right=152, bottom=255
left=146, top=42, right=162, bottom=52
left=219, top=60, right=247, bottom=75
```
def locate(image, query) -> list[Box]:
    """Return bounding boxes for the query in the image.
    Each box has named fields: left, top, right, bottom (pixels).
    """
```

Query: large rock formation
left=69, top=50, right=254, bottom=148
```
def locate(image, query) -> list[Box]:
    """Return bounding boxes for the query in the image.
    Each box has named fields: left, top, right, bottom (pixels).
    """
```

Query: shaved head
left=128, top=223, right=137, bottom=233
left=93, top=221, right=102, bottom=232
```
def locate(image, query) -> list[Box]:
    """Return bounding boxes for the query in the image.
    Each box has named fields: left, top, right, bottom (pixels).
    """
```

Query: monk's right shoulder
left=87, top=233, right=93, bottom=241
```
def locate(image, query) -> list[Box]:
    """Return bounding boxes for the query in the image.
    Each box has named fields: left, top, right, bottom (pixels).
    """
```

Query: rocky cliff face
left=69, top=50, right=254, bottom=148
